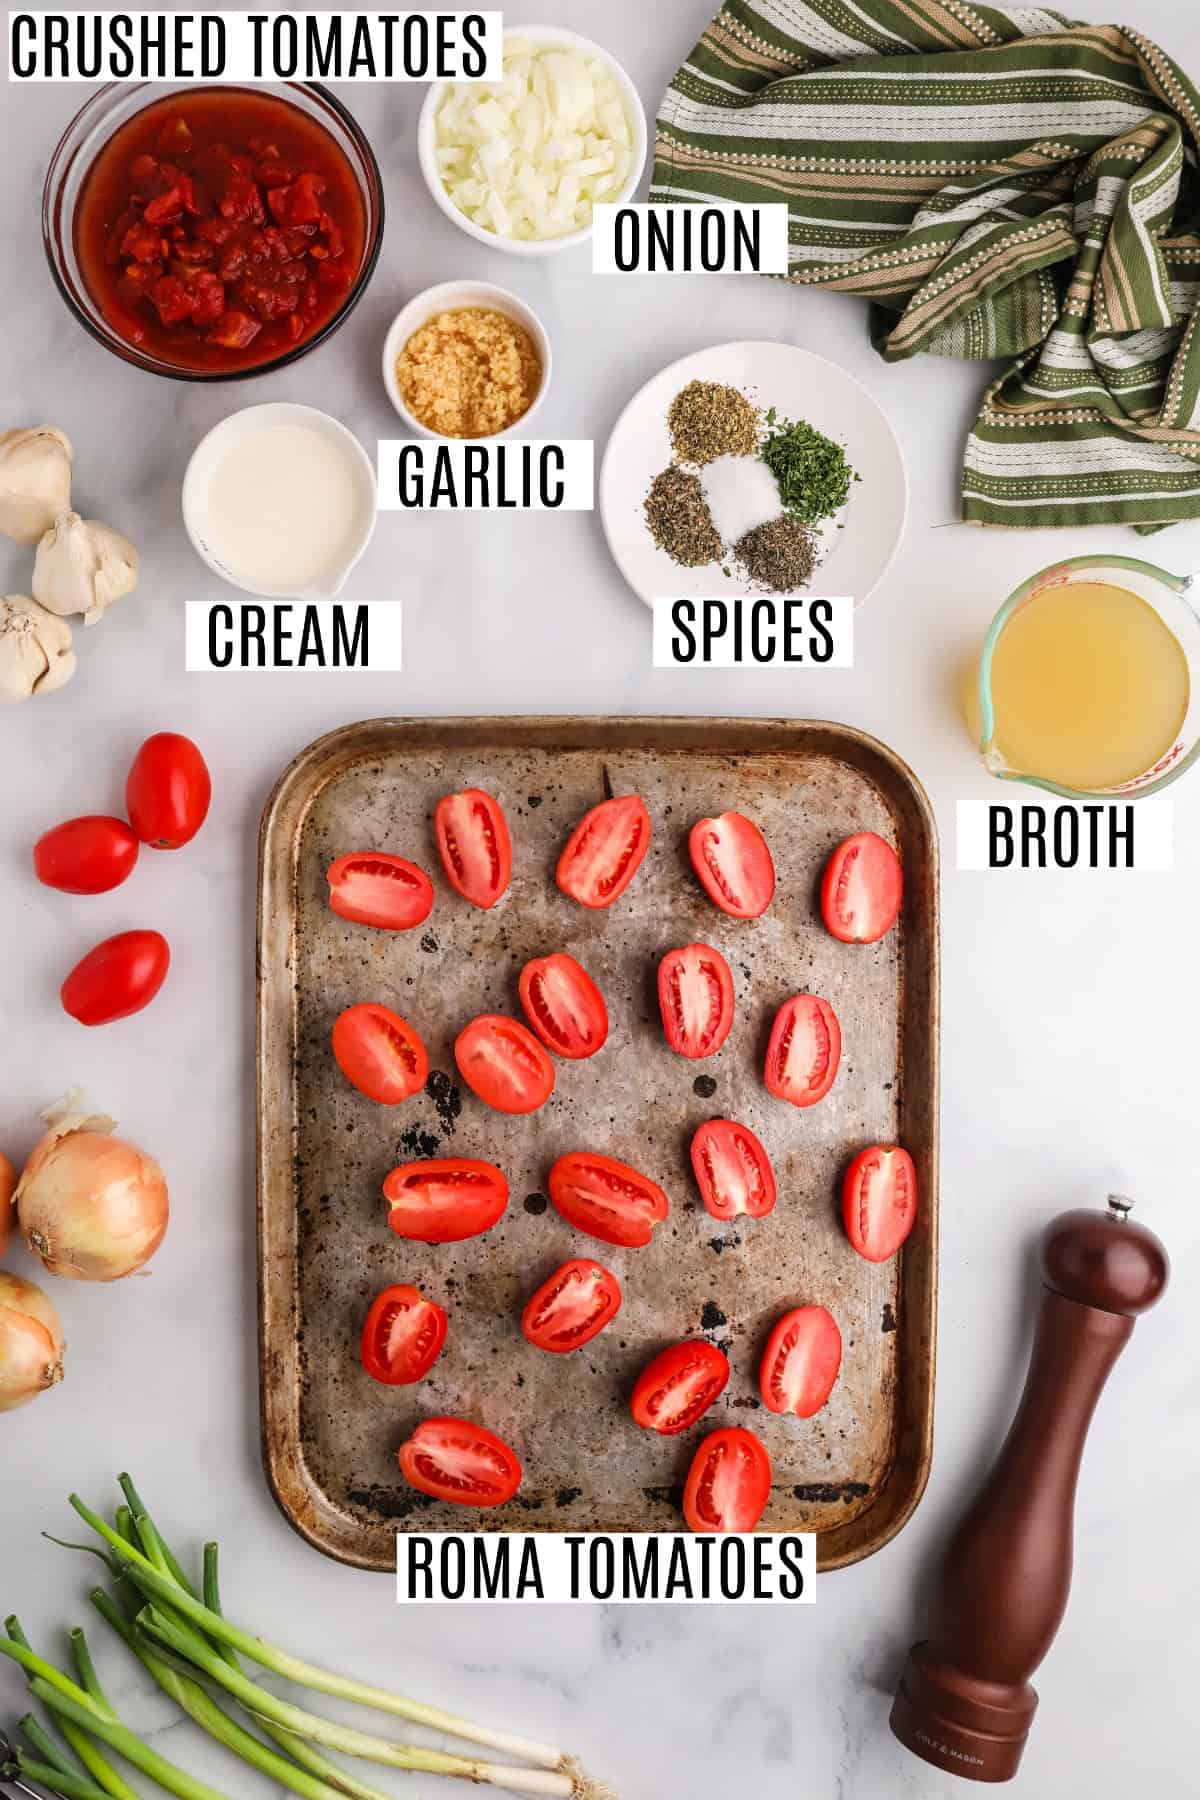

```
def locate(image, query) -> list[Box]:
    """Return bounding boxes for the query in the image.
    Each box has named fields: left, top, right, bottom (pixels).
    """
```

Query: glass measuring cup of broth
left=968, top=554, right=1200, bottom=799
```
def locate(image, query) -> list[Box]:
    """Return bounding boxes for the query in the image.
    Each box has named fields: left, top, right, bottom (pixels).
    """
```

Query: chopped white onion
left=435, top=39, right=636, bottom=242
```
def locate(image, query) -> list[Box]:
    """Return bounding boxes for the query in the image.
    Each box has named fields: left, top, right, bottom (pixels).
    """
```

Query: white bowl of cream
left=182, top=403, right=377, bottom=600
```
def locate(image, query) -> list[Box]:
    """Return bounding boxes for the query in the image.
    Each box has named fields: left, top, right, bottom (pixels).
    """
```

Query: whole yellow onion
left=16, top=1100, right=168, bottom=1282
left=0, top=1270, right=66, bottom=1410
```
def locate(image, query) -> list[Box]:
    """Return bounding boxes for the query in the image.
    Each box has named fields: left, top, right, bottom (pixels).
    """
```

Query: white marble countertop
left=3, top=3, right=1199, bottom=1796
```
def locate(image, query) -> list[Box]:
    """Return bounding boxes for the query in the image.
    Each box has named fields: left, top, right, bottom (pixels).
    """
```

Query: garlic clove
left=0, top=594, right=77, bottom=702
left=33, top=511, right=139, bottom=627
left=0, top=425, right=73, bottom=545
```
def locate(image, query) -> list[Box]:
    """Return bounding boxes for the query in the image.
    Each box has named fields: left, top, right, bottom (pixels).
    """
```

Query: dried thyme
left=644, top=466, right=724, bottom=567
left=668, top=380, right=760, bottom=466
left=759, top=408, right=857, bottom=525
left=735, top=516, right=816, bottom=592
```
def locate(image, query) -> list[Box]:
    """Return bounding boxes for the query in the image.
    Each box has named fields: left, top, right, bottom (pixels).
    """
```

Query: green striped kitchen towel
left=651, top=1, right=1200, bottom=530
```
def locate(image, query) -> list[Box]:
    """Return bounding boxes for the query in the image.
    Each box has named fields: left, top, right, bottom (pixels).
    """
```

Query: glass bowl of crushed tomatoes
left=44, top=83, right=384, bottom=380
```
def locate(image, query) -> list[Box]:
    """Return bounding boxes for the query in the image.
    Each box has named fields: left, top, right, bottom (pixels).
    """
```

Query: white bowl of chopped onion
left=418, top=25, right=648, bottom=255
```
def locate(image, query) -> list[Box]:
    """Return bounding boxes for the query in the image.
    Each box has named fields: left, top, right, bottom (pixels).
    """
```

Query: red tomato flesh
left=522, top=1258, right=622, bottom=1353
left=434, top=788, right=512, bottom=910
left=683, top=1427, right=771, bottom=1533
left=455, top=1014, right=555, bottom=1114
left=383, top=1158, right=508, bottom=1243
left=398, top=1417, right=521, bottom=1509
left=518, top=953, right=608, bottom=1060
left=821, top=831, right=903, bottom=944
left=327, top=852, right=434, bottom=931
left=658, top=943, right=734, bottom=1060
left=764, top=994, right=841, bottom=1108
left=688, top=813, right=775, bottom=919
left=34, top=816, right=139, bottom=894
left=843, top=1145, right=918, bottom=1262
left=126, top=733, right=211, bottom=849
left=360, top=1284, right=446, bottom=1386
left=75, top=88, right=365, bottom=375
left=759, top=1305, right=842, bottom=1418
left=690, top=1120, right=776, bottom=1221
left=548, top=1152, right=669, bottom=1249
left=61, top=929, right=170, bottom=1026
left=556, top=794, right=651, bottom=909
left=332, top=1004, right=427, bottom=1105
left=630, top=1341, right=730, bottom=1436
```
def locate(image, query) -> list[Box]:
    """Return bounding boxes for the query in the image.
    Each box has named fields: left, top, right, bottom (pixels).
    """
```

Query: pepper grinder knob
left=890, top=1198, right=1169, bottom=1783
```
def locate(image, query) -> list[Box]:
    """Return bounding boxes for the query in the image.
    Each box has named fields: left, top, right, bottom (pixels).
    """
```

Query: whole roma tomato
left=61, top=929, right=170, bottom=1026
left=34, top=816, right=139, bottom=894
left=126, top=733, right=211, bottom=849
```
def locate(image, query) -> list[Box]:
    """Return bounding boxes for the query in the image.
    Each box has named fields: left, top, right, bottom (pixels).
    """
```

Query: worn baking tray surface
left=259, top=718, right=939, bottom=1571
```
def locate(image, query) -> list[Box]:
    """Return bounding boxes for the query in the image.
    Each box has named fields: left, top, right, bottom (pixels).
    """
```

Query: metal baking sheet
left=258, top=717, right=939, bottom=1571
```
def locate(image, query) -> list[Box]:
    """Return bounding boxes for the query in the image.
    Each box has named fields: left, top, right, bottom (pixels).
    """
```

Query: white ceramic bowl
left=417, top=24, right=648, bottom=258
left=182, top=403, right=377, bottom=599
left=382, top=281, right=552, bottom=438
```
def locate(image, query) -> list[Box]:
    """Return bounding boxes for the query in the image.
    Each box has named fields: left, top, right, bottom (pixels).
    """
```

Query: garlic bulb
left=0, top=426, right=73, bottom=545
left=0, top=595, right=76, bottom=702
left=33, top=512, right=139, bottom=626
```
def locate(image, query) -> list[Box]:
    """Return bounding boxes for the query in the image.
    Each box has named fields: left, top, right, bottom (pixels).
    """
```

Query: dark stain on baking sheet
left=260, top=719, right=938, bottom=1570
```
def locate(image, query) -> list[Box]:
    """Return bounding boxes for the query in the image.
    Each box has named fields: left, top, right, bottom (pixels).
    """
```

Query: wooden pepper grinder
left=890, top=1195, right=1169, bottom=1783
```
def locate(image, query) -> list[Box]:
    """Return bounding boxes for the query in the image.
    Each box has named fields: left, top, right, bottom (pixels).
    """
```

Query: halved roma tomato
left=522, top=1258, right=622, bottom=1353
left=690, top=1119, right=776, bottom=1221
left=383, top=1158, right=508, bottom=1243
left=759, top=1305, right=842, bottom=1418
left=518, top=953, right=608, bottom=1060
left=556, top=794, right=651, bottom=909
left=683, top=1427, right=771, bottom=1534
left=361, top=1284, right=446, bottom=1385
left=658, top=943, right=734, bottom=1060
left=454, top=1015, right=555, bottom=1114
left=34, top=816, right=139, bottom=894
left=764, top=994, right=841, bottom=1108
left=688, top=813, right=775, bottom=919
left=843, top=1145, right=917, bottom=1262
left=332, top=1004, right=428, bottom=1105
left=398, top=1417, right=522, bottom=1508
left=434, top=788, right=512, bottom=910
left=630, top=1341, right=729, bottom=1436
left=548, top=1152, right=669, bottom=1248
left=61, top=929, right=170, bottom=1026
left=327, top=852, right=434, bottom=931
left=126, top=733, right=211, bottom=850
left=820, top=831, right=902, bottom=944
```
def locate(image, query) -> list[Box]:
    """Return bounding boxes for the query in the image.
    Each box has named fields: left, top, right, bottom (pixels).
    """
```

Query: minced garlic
left=395, top=307, right=541, bottom=438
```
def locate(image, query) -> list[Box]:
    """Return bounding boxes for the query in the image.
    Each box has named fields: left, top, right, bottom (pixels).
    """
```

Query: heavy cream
left=202, top=422, right=373, bottom=596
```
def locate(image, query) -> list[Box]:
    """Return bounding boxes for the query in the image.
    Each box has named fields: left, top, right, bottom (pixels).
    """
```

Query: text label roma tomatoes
left=34, top=816, right=139, bottom=895
left=843, top=1145, right=917, bottom=1263
left=327, top=852, right=434, bottom=932
left=556, top=794, right=651, bottom=910
left=821, top=831, right=903, bottom=944
left=434, top=788, right=512, bottom=910
left=383, top=1158, right=508, bottom=1243
left=455, top=1015, right=555, bottom=1114
left=658, top=943, right=735, bottom=1060
left=332, top=1004, right=428, bottom=1105
left=398, top=1417, right=522, bottom=1509
left=764, top=994, right=841, bottom=1108
left=126, top=733, right=211, bottom=849
left=690, top=1119, right=776, bottom=1221
left=360, top=1285, right=446, bottom=1386
left=522, top=1258, right=622, bottom=1353
left=61, top=929, right=170, bottom=1026
left=683, top=1427, right=771, bottom=1534
left=630, top=1341, right=730, bottom=1436
left=518, top=953, right=608, bottom=1060
left=688, top=813, right=775, bottom=919
left=759, top=1305, right=842, bottom=1418
left=548, top=1152, right=669, bottom=1249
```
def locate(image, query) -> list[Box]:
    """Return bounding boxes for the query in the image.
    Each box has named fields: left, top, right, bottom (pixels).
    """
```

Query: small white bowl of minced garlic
left=382, top=281, right=551, bottom=439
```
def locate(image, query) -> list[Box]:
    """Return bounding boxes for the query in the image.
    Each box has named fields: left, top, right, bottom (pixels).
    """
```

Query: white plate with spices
left=599, top=340, right=907, bottom=608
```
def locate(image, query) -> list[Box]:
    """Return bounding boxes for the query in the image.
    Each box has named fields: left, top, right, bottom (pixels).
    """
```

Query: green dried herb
left=759, top=408, right=857, bottom=525
left=668, top=380, right=760, bottom=466
left=644, top=465, right=723, bottom=567
left=735, top=515, right=815, bottom=592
